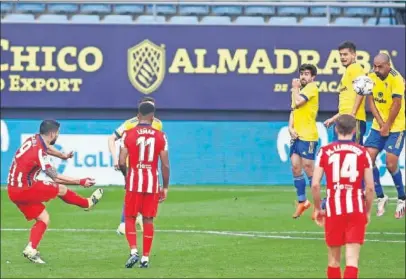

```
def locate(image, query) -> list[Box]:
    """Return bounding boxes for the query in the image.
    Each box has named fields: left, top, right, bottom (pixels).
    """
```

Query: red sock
left=143, top=223, right=154, bottom=257
left=29, top=220, right=47, bottom=249
left=125, top=217, right=137, bottom=249
left=344, top=266, right=358, bottom=279
left=327, top=266, right=341, bottom=279
left=59, top=189, right=89, bottom=208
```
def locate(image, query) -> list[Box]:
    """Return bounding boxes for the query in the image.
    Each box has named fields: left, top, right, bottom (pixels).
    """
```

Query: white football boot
left=376, top=195, right=389, bottom=217
left=395, top=199, right=406, bottom=219
left=85, top=188, right=104, bottom=211
left=116, top=222, right=125, bottom=235
left=23, top=244, right=45, bottom=264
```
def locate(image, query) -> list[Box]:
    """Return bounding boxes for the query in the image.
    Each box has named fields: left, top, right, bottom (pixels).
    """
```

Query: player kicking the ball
left=7, top=120, right=104, bottom=264
left=118, top=101, right=170, bottom=268
left=312, top=114, right=375, bottom=279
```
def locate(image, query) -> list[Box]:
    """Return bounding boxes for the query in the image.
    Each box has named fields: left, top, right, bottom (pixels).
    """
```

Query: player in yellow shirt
left=289, top=64, right=319, bottom=218
left=324, top=41, right=367, bottom=144
left=107, top=97, right=163, bottom=234
left=364, top=53, right=405, bottom=218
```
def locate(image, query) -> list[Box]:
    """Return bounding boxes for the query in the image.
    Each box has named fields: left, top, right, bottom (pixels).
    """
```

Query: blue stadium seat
left=201, top=16, right=231, bottom=25
left=146, top=5, right=177, bottom=15
left=136, top=15, right=166, bottom=24
left=269, top=16, right=297, bottom=25
left=310, top=7, right=341, bottom=16
left=179, top=5, right=209, bottom=15
left=235, top=16, right=265, bottom=25
left=103, top=15, right=134, bottom=24
left=366, top=17, right=397, bottom=26
left=47, top=4, right=79, bottom=13
left=80, top=4, right=111, bottom=14
left=71, top=14, right=100, bottom=23
left=380, top=8, right=395, bottom=17
left=212, top=6, right=243, bottom=16
left=114, top=5, right=144, bottom=14
left=170, top=16, right=199, bottom=24
left=301, top=17, right=329, bottom=26
left=15, top=3, right=45, bottom=14
left=278, top=7, right=308, bottom=16
left=0, top=2, right=13, bottom=13
left=2, top=14, right=35, bottom=22
left=344, top=7, right=375, bottom=17
left=245, top=6, right=275, bottom=16
left=334, top=17, right=364, bottom=26
left=37, top=14, right=69, bottom=23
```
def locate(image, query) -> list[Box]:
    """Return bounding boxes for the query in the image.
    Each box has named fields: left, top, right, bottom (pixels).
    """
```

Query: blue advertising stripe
left=1, top=24, right=405, bottom=111
left=1, top=119, right=404, bottom=186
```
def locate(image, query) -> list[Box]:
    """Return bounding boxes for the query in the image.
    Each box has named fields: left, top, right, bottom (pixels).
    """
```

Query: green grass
left=1, top=186, right=405, bottom=278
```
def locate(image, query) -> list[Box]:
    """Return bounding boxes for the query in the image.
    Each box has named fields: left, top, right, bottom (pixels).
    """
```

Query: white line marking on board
left=1, top=228, right=404, bottom=243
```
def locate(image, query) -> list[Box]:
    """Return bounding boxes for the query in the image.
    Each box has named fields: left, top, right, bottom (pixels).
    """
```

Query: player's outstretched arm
left=44, top=167, right=95, bottom=187
left=351, top=94, right=365, bottom=116
left=367, top=95, right=384, bottom=127
left=118, top=145, right=128, bottom=177
left=47, top=145, right=73, bottom=160
left=108, top=134, right=119, bottom=170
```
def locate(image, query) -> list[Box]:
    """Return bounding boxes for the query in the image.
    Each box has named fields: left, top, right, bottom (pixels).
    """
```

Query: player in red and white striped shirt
left=118, top=101, right=170, bottom=269
left=312, top=114, right=375, bottom=279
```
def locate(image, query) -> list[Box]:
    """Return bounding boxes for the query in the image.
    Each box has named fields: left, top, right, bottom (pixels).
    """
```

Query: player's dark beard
left=50, top=137, right=57, bottom=145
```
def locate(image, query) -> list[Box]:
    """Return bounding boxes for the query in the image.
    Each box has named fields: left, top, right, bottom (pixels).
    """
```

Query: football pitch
left=1, top=186, right=405, bottom=278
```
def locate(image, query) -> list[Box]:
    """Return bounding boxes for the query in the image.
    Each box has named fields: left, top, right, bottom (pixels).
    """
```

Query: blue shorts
left=364, top=129, right=405, bottom=156
left=333, top=119, right=366, bottom=145
left=290, top=139, right=318, bottom=160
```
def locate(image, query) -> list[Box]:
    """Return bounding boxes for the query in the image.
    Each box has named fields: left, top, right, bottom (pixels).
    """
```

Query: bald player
left=363, top=53, right=405, bottom=218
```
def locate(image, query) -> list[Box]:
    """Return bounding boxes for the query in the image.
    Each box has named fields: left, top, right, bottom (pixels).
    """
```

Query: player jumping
left=288, top=64, right=319, bottom=218
left=363, top=53, right=405, bottom=218
left=7, top=120, right=104, bottom=264
left=118, top=101, right=170, bottom=268
left=108, top=97, right=163, bottom=234
left=312, top=114, right=375, bottom=279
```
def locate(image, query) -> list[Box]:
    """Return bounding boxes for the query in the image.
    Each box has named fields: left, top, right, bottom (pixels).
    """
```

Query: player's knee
left=385, top=155, right=398, bottom=173
left=303, top=162, right=314, bottom=175
left=142, top=216, right=153, bottom=224
left=291, top=164, right=302, bottom=176
left=58, top=185, right=67, bottom=196
left=36, top=210, right=50, bottom=225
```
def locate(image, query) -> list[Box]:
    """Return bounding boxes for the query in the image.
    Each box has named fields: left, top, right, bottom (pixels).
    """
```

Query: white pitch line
left=1, top=228, right=404, bottom=243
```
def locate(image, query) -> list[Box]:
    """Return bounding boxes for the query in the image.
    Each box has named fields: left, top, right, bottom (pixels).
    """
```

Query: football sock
left=59, top=189, right=89, bottom=208
left=120, top=205, right=125, bottom=223
left=373, top=166, right=385, bottom=198
left=143, top=223, right=154, bottom=257
left=29, top=220, right=47, bottom=249
left=294, top=175, right=306, bottom=202
left=321, top=198, right=327, bottom=210
left=391, top=168, right=406, bottom=199
left=130, top=248, right=138, bottom=256
left=327, top=266, right=341, bottom=279
left=344, top=266, right=358, bottom=279
left=125, top=217, right=137, bottom=249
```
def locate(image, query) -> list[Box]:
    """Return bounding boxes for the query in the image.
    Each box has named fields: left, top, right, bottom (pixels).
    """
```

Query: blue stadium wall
left=1, top=23, right=405, bottom=186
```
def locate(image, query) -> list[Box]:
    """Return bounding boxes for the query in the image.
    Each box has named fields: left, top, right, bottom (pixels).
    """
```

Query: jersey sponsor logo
left=0, top=120, right=9, bottom=152
left=374, top=92, right=387, bottom=104
left=127, top=40, right=166, bottom=95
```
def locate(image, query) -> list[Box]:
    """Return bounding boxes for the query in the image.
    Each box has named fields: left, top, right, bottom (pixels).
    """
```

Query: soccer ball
left=352, top=76, right=374, bottom=96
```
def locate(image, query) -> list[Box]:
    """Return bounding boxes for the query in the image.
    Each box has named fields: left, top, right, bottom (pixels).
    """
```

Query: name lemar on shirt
left=137, top=128, right=156, bottom=135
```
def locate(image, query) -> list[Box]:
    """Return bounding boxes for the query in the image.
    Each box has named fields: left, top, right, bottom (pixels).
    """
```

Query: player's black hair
left=335, top=114, right=356, bottom=136
left=39, top=120, right=60, bottom=135
left=299, top=64, right=317, bottom=76
left=338, top=41, right=357, bottom=53
left=138, top=96, right=155, bottom=104
left=138, top=101, right=156, bottom=116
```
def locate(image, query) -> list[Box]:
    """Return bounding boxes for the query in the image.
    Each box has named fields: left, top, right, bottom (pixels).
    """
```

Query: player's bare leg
left=124, top=216, right=139, bottom=268
left=140, top=216, right=154, bottom=268
left=327, top=246, right=341, bottom=279
left=367, top=147, right=388, bottom=216
left=291, top=154, right=311, bottom=218
left=136, top=214, right=144, bottom=232
left=344, top=243, right=361, bottom=279
left=386, top=152, right=406, bottom=219
left=57, top=185, right=103, bottom=211
left=23, top=209, right=49, bottom=264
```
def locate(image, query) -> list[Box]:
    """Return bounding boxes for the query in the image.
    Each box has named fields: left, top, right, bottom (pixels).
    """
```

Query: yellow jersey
left=291, top=82, right=319, bottom=141
left=369, top=69, right=405, bottom=132
left=114, top=117, right=163, bottom=139
left=339, top=63, right=366, bottom=121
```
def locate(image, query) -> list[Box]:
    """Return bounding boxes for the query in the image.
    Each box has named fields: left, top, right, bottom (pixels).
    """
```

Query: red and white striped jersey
left=315, top=140, right=373, bottom=217
left=122, top=124, right=168, bottom=194
left=7, top=134, right=52, bottom=189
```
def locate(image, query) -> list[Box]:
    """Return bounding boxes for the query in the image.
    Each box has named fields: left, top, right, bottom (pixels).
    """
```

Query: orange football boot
left=293, top=200, right=311, bottom=218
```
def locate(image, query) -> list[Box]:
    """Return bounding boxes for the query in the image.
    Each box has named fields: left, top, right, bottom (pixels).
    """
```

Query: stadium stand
left=0, top=1, right=405, bottom=26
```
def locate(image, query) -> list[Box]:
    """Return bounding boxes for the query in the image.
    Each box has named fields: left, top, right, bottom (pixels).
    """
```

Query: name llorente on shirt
left=137, top=128, right=156, bottom=135
left=326, top=144, right=363, bottom=156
